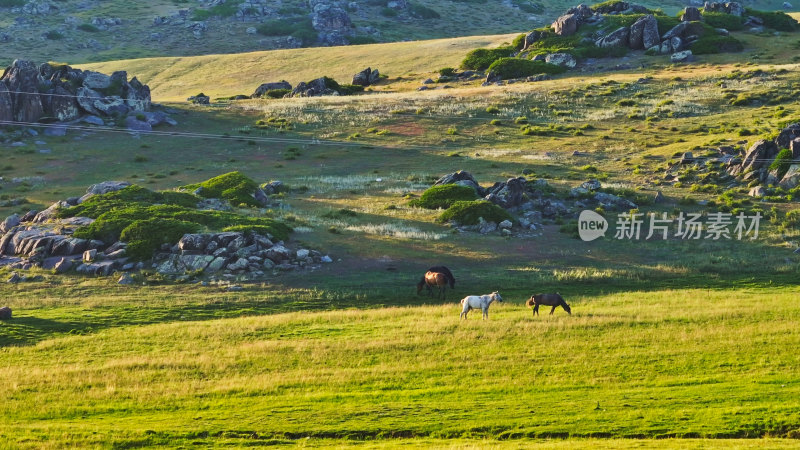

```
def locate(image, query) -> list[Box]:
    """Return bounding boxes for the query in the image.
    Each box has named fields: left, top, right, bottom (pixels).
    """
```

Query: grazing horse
left=416, top=266, right=456, bottom=300
left=417, top=271, right=449, bottom=300
left=526, top=293, right=571, bottom=316
left=460, top=292, right=503, bottom=320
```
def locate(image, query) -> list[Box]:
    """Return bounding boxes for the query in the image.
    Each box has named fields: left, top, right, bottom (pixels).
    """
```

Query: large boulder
left=671, top=50, right=693, bottom=63
left=596, top=27, right=630, bottom=48
left=681, top=7, right=702, bottom=22
left=703, top=2, right=743, bottom=17
left=252, top=81, right=292, bottom=98
left=78, top=181, right=132, bottom=204
left=310, top=0, right=353, bottom=45
left=552, top=14, right=578, bottom=36
left=290, top=78, right=339, bottom=97
left=730, top=140, right=779, bottom=176
left=44, top=85, right=80, bottom=121
left=0, top=306, right=11, bottom=320
left=484, top=177, right=528, bottom=208
left=351, top=67, right=380, bottom=86
left=629, top=15, right=659, bottom=50
left=0, top=81, right=13, bottom=122
left=433, top=170, right=484, bottom=196
left=545, top=53, right=577, bottom=68
left=779, top=164, right=800, bottom=189
left=776, top=123, right=800, bottom=149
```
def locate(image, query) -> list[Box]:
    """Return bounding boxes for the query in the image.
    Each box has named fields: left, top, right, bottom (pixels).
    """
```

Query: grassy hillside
left=0, top=0, right=736, bottom=65
left=2, top=285, right=799, bottom=446
left=77, top=34, right=516, bottom=101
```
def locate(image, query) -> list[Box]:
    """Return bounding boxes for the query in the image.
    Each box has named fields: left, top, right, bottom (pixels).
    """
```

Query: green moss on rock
left=437, top=200, right=513, bottom=225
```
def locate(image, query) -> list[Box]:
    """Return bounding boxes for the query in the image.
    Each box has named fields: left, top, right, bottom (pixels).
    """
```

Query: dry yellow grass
left=77, top=34, right=516, bottom=101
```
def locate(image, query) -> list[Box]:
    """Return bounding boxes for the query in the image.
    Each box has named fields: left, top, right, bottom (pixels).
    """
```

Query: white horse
left=460, top=292, right=503, bottom=320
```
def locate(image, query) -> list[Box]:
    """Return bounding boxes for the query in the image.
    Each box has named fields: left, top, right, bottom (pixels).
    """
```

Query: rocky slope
left=0, top=0, right=717, bottom=64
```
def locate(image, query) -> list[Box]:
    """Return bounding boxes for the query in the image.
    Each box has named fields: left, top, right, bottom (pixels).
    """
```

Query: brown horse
left=526, top=293, right=572, bottom=316
left=417, top=270, right=452, bottom=300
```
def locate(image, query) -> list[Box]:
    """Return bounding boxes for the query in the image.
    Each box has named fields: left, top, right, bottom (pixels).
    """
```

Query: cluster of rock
left=530, top=2, right=746, bottom=65
left=249, top=69, right=380, bottom=99
left=724, top=123, right=800, bottom=193
left=0, top=180, right=331, bottom=281
left=351, top=67, right=380, bottom=86
left=432, top=170, right=638, bottom=234
left=310, top=0, right=353, bottom=46
left=154, top=232, right=331, bottom=279
left=0, top=60, right=172, bottom=132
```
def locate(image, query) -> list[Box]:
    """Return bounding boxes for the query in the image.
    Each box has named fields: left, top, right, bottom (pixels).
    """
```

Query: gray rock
left=433, top=170, right=484, bottom=196
left=484, top=177, right=528, bottom=208
left=596, top=27, right=630, bottom=48
left=545, top=53, right=577, bottom=68
left=81, top=115, right=105, bottom=125
left=654, top=191, right=667, bottom=203
left=7, top=272, right=20, bottom=283
left=43, top=125, right=67, bottom=136
left=251, top=81, right=292, bottom=98
left=681, top=7, right=702, bottom=22
left=680, top=152, right=695, bottom=164
left=124, top=116, right=152, bottom=132
left=581, top=179, right=601, bottom=191
left=479, top=221, right=498, bottom=234
left=296, top=249, right=310, bottom=259
left=776, top=123, right=800, bottom=149
left=749, top=186, right=767, bottom=197
left=0, top=306, right=11, bottom=320
left=310, top=0, right=353, bottom=45
left=671, top=50, right=693, bottom=63
left=321, top=255, right=333, bottom=263
left=82, top=72, right=112, bottom=90
left=1, top=214, right=21, bottom=233
left=552, top=14, right=578, bottom=36
left=83, top=249, right=97, bottom=262
left=352, top=67, right=380, bottom=86
left=188, top=94, right=210, bottom=104
left=78, top=181, right=131, bottom=203
left=629, top=15, right=659, bottom=50
left=779, top=164, right=800, bottom=189
left=498, top=220, right=513, bottom=229
left=54, top=257, right=73, bottom=273
left=227, top=258, right=249, bottom=271
left=118, top=273, right=135, bottom=285
left=178, top=234, right=210, bottom=252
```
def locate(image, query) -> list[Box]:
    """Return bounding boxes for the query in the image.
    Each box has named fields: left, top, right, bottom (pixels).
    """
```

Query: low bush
left=44, top=30, right=64, bottom=40
left=121, top=219, right=201, bottom=261
left=701, top=11, right=745, bottom=31
left=410, top=184, right=479, bottom=209
left=487, top=58, right=566, bottom=79
left=338, top=84, right=365, bottom=95
left=191, top=3, right=238, bottom=21
left=256, top=18, right=317, bottom=46
left=745, top=8, right=799, bottom=32
left=512, top=33, right=527, bottom=50
left=77, top=23, right=100, bottom=32
left=461, top=47, right=515, bottom=70
left=437, top=200, right=513, bottom=225
left=409, top=2, right=440, bottom=19
left=769, top=148, right=794, bottom=180
left=182, top=171, right=261, bottom=207
left=690, top=35, right=743, bottom=55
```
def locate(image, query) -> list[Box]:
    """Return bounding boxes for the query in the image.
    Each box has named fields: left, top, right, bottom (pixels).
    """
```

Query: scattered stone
left=749, top=186, right=767, bottom=198
left=0, top=306, right=11, bottom=320
left=498, top=220, right=513, bottom=229
left=251, top=81, right=292, bottom=98
left=671, top=50, right=693, bottom=63
left=188, top=93, right=210, bottom=104
left=7, top=272, right=21, bottom=283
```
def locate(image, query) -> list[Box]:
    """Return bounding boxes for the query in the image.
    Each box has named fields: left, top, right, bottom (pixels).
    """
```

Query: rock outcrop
left=309, top=0, right=353, bottom=45
left=0, top=60, right=161, bottom=130
left=352, top=67, right=380, bottom=86
left=251, top=81, right=292, bottom=98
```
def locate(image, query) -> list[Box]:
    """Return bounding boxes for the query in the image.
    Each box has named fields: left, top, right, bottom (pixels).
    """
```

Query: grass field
left=2, top=284, right=799, bottom=447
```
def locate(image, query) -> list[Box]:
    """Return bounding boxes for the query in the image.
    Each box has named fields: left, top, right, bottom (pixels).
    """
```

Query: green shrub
left=654, top=15, right=681, bottom=35
left=44, top=30, right=64, bottom=40
left=58, top=185, right=199, bottom=219
left=690, top=35, right=743, bottom=54
left=380, top=7, right=398, bottom=17
left=437, top=200, right=513, bottom=225
left=410, top=184, right=479, bottom=209
left=77, top=23, right=100, bottom=32
left=745, top=8, right=799, bottom=32
left=461, top=47, right=515, bottom=70
left=409, top=2, right=440, bottom=19
left=338, top=84, right=365, bottom=95
left=512, top=0, right=543, bottom=14
left=511, top=33, right=527, bottom=50
left=487, top=58, right=566, bottom=79
left=439, top=67, right=456, bottom=77
left=182, top=171, right=260, bottom=207
left=769, top=148, right=794, bottom=180
left=257, top=18, right=317, bottom=46
left=191, top=3, right=239, bottom=21
left=121, top=219, right=201, bottom=260
left=262, top=88, right=290, bottom=99
left=701, top=11, right=745, bottom=31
